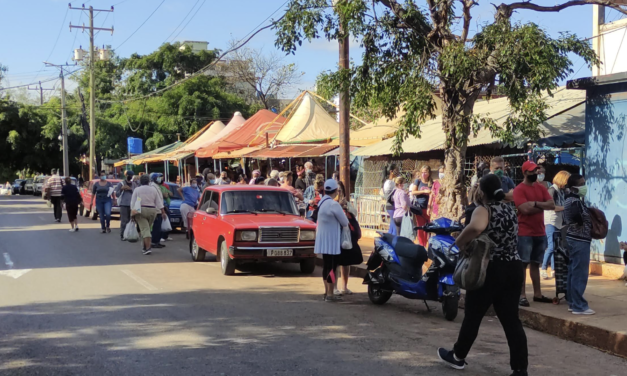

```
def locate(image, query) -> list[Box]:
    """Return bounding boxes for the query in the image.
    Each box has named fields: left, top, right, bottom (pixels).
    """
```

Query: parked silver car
left=24, top=179, right=34, bottom=194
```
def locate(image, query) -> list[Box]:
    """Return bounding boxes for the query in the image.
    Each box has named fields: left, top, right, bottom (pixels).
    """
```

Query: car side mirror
left=206, top=207, right=217, bottom=215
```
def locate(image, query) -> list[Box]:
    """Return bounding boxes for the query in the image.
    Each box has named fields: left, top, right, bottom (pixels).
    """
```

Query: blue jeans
left=151, top=211, right=163, bottom=245
left=96, top=198, right=112, bottom=230
left=542, top=225, right=557, bottom=270
left=566, top=238, right=591, bottom=312
left=387, top=209, right=397, bottom=235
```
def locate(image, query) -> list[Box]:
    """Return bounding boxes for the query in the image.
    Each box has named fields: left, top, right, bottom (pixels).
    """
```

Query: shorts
left=517, top=236, right=547, bottom=264
left=134, top=207, right=159, bottom=239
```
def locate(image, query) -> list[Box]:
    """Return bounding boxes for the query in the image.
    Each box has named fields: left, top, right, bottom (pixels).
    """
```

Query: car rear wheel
left=190, top=234, right=206, bottom=262
left=219, top=241, right=235, bottom=275
left=300, top=258, right=316, bottom=274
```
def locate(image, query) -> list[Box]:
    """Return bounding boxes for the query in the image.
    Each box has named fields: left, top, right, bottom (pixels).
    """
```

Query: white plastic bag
left=124, top=220, right=140, bottom=242
left=133, top=197, right=142, bottom=213
left=161, top=215, right=172, bottom=232
left=341, top=226, right=352, bottom=250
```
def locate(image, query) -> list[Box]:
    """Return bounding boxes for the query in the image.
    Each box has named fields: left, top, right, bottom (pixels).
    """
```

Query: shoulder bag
left=588, top=206, right=608, bottom=239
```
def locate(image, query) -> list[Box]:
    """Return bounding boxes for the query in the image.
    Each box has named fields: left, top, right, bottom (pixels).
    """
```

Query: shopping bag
left=161, top=216, right=172, bottom=232
left=133, top=197, right=142, bottom=213
left=341, top=226, right=352, bottom=250
left=400, top=212, right=417, bottom=239
left=46, top=200, right=52, bottom=208
left=124, top=220, right=140, bottom=242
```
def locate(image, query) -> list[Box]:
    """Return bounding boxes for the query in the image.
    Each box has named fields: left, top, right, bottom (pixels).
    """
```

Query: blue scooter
left=363, top=217, right=463, bottom=321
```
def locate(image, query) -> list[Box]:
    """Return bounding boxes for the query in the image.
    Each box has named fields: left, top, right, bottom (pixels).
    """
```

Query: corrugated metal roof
left=353, top=87, right=585, bottom=156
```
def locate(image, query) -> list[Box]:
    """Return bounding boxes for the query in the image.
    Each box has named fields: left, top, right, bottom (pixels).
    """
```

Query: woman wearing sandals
left=437, top=173, right=528, bottom=376
left=334, top=181, right=363, bottom=296
left=315, top=179, right=349, bottom=302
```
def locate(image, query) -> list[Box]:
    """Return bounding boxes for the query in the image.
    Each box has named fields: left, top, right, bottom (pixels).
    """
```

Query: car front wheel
left=190, top=234, right=206, bottom=262
left=300, top=258, right=316, bottom=274
left=219, top=241, right=235, bottom=275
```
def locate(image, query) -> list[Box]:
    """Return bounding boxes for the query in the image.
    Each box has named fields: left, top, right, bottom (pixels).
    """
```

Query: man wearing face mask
left=490, top=157, right=516, bottom=202
left=513, top=161, right=555, bottom=307
left=563, top=174, right=595, bottom=315
left=115, top=170, right=138, bottom=240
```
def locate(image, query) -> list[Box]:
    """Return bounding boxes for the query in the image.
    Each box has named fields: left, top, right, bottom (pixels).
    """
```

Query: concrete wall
left=585, top=88, right=627, bottom=264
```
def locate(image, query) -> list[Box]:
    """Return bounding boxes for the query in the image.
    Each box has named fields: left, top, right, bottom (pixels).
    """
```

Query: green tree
left=275, top=0, right=614, bottom=216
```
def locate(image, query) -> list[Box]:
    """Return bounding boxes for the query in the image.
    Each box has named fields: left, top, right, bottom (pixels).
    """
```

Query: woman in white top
left=314, top=179, right=349, bottom=302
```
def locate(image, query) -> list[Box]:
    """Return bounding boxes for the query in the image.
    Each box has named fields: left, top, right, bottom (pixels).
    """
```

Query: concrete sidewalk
left=317, top=236, right=627, bottom=358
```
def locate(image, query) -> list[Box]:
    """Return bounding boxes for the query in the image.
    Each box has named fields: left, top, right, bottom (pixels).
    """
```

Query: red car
left=189, top=185, right=317, bottom=275
left=79, top=179, right=121, bottom=220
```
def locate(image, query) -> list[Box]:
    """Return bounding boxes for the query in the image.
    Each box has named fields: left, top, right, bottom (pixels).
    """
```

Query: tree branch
left=460, top=0, right=476, bottom=43
left=498, top=1, right=627, bottom=19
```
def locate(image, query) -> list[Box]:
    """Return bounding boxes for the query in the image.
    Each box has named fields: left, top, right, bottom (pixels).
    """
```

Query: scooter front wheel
left=442, top=294, right=459, bottom=321
left=368, top=284, right=392, bottom=305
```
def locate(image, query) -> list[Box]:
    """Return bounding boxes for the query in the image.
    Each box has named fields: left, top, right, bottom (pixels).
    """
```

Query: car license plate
left=170, top=218, right=180, bottom=223
left=268, top=249, right=293, bottom=257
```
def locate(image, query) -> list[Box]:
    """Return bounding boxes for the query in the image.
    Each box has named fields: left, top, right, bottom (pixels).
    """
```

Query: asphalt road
left=0, top=195, right=625, bottom=376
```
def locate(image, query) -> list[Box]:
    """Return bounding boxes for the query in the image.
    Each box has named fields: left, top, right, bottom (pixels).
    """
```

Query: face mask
left=100, top=175, right=106, bottom=181
left=157, top=177, right=162, bottom=183
left=439, top=173, right=445, bottom=180
left=191, top=183, right=197, bottom=188
left=493, top=169, right=504, bottom=179
left=575, top=185, right=587, bottom=198
left=210, top=179, right=216, bottom=184
left=527, top=174, right=538, bottom=183
left=537, top=173, right=545, bottom=182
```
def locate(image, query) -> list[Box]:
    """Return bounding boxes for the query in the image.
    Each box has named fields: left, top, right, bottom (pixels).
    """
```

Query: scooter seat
left=382, top=233, right=428, bottom=263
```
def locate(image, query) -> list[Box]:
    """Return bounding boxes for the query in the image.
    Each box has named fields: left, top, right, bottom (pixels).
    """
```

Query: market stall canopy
left=274, top=92, right=340, bottom=143
left=329, top=94, right=443, bottom=147
left=243, top=144, right=338, bottom=159
left=353, top=87, right=585, bottom=157
left=196, top=109, right=287, bottom=158
left=117, top=141, right=184, bottom=166
left=194, top=112, right=246, bottom=150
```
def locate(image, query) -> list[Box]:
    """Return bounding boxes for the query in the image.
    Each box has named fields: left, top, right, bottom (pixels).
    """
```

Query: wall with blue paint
left=585, top=90, right=627, bottom=264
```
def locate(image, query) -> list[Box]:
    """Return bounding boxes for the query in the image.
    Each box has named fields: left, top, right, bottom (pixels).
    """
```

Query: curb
left=318, top=255, right=626, bottom=359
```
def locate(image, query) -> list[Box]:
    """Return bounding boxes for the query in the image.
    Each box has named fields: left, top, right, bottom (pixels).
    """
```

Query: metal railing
left=351, top=194, right=391, bottom=232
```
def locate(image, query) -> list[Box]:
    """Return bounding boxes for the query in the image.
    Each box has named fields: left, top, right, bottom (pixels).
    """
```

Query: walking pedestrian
left=438, top=173, right=528, bottom=376
left=158, top=178, right=173, bottom=242
left=149, top=173, right=166, bottom=249
left=131, top=174, right=166, bottom=255
left=92, top=171, right=114, bottom=233
left=513, top=161, right=555, bottom=307
left=563, top=174, right=595, bottom=315
left=178, top=180, right=200, bottom=231
left=115, top=170, right=137, bottom=241
left=428, top=166, right=444, bottom=219
left=381, top=165, right=399, bottom=235
left=541, top=170, right=570, bottom=279
left=43, top=168, right=64, bottom=222
left=315, top=179, right=349, bottom=302
left=410, top=165, right=433, bottom=246
left=490, top=156, right=516, bottom=202
left=336, top=181, right=362, bottom=295
left=392, top=176, right=410, bottom=235
left=61, top=177, right=81, bottom=232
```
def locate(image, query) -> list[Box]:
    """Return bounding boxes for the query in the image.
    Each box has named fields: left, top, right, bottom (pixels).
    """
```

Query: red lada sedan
left=189, top=185, right=317, bottom=275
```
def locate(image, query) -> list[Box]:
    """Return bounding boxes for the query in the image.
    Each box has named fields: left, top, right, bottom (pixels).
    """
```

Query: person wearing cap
left=513, top=161, right=555, bottom=307
left=249, top=170, right=261, bottom=185
left=115, top=170, right=138, bottom=240
left=314, top=179, right=349, bottom=302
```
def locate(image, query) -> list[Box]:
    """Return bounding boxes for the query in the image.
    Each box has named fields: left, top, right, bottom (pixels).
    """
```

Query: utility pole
left=44, top=62, right=76, bottom=177
left=335, top=0, right=351, bottom=194
left=69, top=3, right=114, bottom=181
left=27, top=81, right=54, bottom=105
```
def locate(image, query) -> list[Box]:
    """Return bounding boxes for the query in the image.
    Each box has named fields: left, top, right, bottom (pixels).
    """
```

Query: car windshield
left=26, top=179, right=33, bottom=184
left=222, top=190, right=299, bottom=215
left=35, top=177, right=45, bottom=184
left=167, top=184, right=182, bottom=200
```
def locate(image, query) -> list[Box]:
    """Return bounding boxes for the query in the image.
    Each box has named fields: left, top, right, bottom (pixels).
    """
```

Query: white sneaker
left=550, top=271, right=555, bottom=278
left=573, top=309, right=595, bottom=315
left=340, top=289, right=353, bottom=295
left=540, top=270, right=549, bottom=279
left=166, top=237, right=173, bottom=241
left=568, top=308, right=573, bottom=312
left=68, top=228, right=75, bottom=232
left=160, top=238, right=167, bottom=242
left=333, top=288, right=342, bottom=296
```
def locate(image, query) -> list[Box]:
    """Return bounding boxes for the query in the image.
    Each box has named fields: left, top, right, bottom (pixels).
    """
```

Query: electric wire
left=164, top=0, right=200, bottom=43
left=115, top=0, right=166, bottom=49
left=170, top=0, right=206, bottom=42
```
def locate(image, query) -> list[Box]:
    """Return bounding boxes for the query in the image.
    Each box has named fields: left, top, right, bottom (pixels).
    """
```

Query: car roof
left=204, top=185, right=290, bottom=193
left=90, top=179, right=122, bottom=183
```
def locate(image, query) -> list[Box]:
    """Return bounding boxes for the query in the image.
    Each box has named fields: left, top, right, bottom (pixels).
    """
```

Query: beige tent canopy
left=353, top=87, right=585, bottom=157
left=274, top=92, right=340, bottom=143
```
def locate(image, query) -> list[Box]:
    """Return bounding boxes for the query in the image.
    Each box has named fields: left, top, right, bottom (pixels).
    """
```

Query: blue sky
left=0, top=1, right=622, bottom=99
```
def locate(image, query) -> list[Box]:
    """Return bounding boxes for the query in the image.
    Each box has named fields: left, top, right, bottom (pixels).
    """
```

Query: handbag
left=588, top=207, right=608, bottom=239
left=400, top=211, right=416, bottom=239
left=340, top=215, right=364, bottom=266
left=453, top=206, right=495, bottom=291
left=161, top=215, right=172, bottom=232
left=124, top=220, right=140, bottom=242
left=341, top=226, right=352, bottom=249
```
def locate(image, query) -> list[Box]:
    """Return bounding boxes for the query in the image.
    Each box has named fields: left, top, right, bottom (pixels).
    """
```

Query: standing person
left=249, top=170, right=261, bottom=185
left=201, top=173, right=215, bottom=191
left=266, top=178, right=280, bottom=187
left=115, top=170, right=137, bottom=241
left=43, top=168, right=64, bottom=222
left=280, top=172, right=304, bottom=200
left=563, top=174, right=595, bottom=315
left=541, top=170, right=571, bottom=279
left=77, top=174, right=84, bottom=188
left=513, top=161, right=555, bottom=307
left=215, top=171, right=231, bottom=185
left=267, top=170, right=280, bottom=184
left=92, top=171, right=114, bottom=233
left=393, top=177, right=410, bottom=235
left=61, top=177, right=81, bottom=232
left=315, top=179, right=349, bottom=302
left=438, top=174, right=528, bottom=376
left=381, top=165, right=399, bottom=235
left=410, top=165, right=433, bottom=246
left=428, top=166, right=445, bottom=219
left=158, top=178, right=173, bottom=242
left=469, top=161, right=488, bottom=187
left=237, top=175, right=247, bottom=185
left=536, top=164, right=551, bottom=189
left=295, top=169, right=307, bottom=191
left=304, top=175, right=324, bottom=220
left=131, top=174, right=166, bottom=255
left=336, top=181, right=362, bottom=295
left=304, top=162, right=316, bottom=188
left=178, top=180, right=200, bottom=231
left=490, top=157, right=516, bottom=202
left=149, top=173, right=166, bottom=249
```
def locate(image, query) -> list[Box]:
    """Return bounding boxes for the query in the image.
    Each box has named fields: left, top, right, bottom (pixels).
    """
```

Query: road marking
left=0, top=269, right=31, bottom=279
left=120, top=269, right=158, bottom=291
left=3, top=253, right=14, bottom=269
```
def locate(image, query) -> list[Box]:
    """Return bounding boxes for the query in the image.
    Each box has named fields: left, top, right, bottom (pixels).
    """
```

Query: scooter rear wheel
left=368, top=284, right=392, bottom=305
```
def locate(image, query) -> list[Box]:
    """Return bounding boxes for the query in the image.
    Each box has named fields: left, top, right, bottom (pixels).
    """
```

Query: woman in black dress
left=61, top=177, right=82, bottom=232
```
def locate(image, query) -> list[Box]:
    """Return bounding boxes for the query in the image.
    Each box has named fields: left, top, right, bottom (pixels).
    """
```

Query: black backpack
left=310, top=198, right=329, bottom=223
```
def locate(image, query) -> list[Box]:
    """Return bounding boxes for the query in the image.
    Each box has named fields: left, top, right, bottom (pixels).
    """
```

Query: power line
left=164, top=0, right=200, bottom=43
left=0, top=69, right=84, bottom=92
left=170, top=0, right=206, bottom=42
left=115, top=0, right=166, bottom=49
left=32, top=8, right=70, bottom=85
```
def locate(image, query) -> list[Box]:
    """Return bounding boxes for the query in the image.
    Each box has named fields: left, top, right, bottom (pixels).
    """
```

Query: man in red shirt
left=513, top=161, right=555, bottom=307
